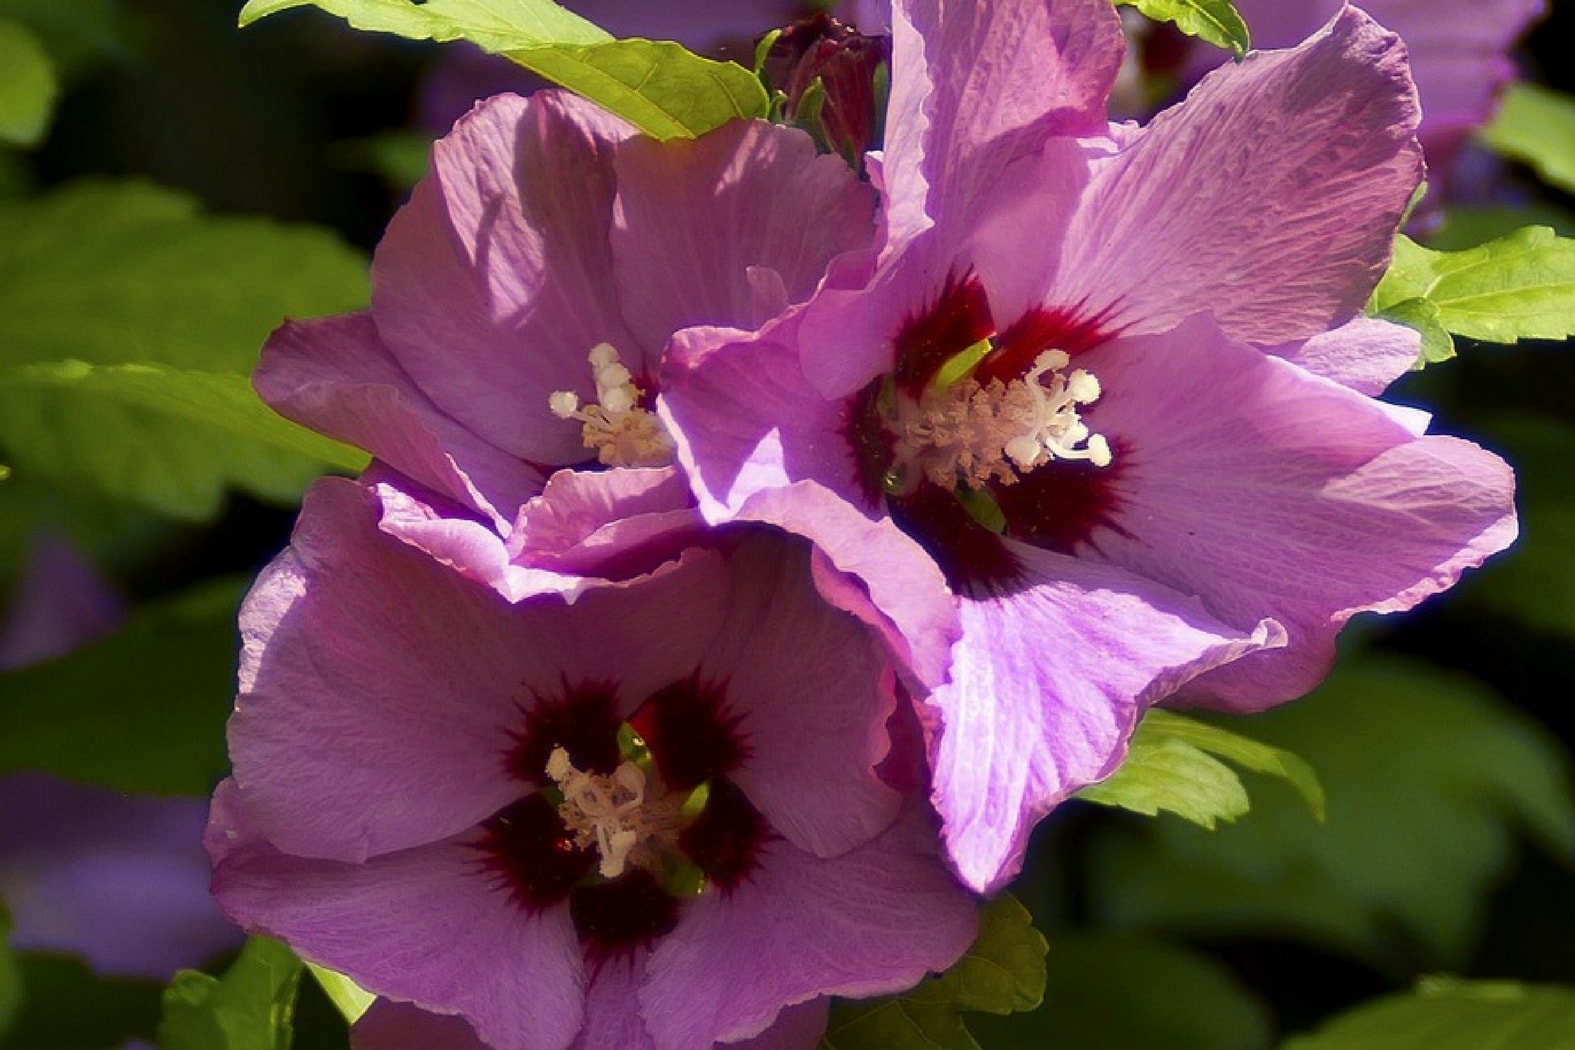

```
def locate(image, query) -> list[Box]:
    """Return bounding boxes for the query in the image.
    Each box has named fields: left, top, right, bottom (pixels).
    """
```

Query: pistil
left=546, top=747, right=679, bottom=880
left=888, top=349, right=1112, bottom=493
left=549, top=343, right=674, bottom=468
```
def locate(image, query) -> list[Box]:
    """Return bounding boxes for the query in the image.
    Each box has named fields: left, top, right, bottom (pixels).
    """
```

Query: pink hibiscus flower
left=658, top=0, right=1517, bottom=892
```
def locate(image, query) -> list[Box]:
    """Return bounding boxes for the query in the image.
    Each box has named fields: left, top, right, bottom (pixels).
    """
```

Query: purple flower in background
left=257, top=89, right=875, bottom=599
left=659, top=0, right=1518, bottom=891
left=208, top=479, right=977, bottom=1050
left=0, top=536, right=242, bottom=978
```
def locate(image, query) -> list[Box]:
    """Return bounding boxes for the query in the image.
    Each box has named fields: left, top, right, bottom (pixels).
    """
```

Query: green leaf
left=0, top=180, right=370, bottom=518
left=505, top=40, right=767, bottom=141
left=1283, top=978, right=1575, bottom=1050
left=1092, top=657, right=1575, bottom=968
left=0, top=576, right=243, bottom=796
left=1479, top=83, right=1575, bottom=195
left=819, top=895, right=1047, bottom=1050
left=305, top=964, right=374, bottom=1025
left=0, top=0, right=134, bottom=79
left=158, top=937, right=303, bottom=1050
left=970, top=934, right=1272, bottom=1050
left=1, top=954, right=163, bottom=1050
left=1462, top=416, right=1575, bottom=640
left=1429, top=202, right=1575, bottom=251
left=1079, top=709, right=1324, bottom=828
left=238, top=0, right=768, bottom=140
left=1371, top=296, right=1455, bottom=366
left=1113, top=0, right=1250, bottom=60
left=0, top=18, right=56, bottom=146
left=0, top=908, right=17, bottom=1043
left=4, top=362, right=365, bottom=497
left=1370, top=228, right=1575, bottom=346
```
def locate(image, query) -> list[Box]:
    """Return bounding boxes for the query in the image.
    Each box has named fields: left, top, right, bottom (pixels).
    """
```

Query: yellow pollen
left=546, top=747, right=679, bottom=879
left=890, top=350, right=1112, bottom=492
left=549, top=343, right=675, bottom=468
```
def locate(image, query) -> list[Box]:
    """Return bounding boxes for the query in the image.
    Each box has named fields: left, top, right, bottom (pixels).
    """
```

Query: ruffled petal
left=508, top=466, right=703, bottom=581
left=932, top=544, right=1281, bottom=892
left=1054, top=7, right=1422, bottom=343
left=611, top=120, right=877, bottom=349
left=882, top=0, right=1124, bottom=244
left=207, top=781, right=585, bottom=1050
left=1072, top=315, right=1516, bottom=710
left=372, top=91, right=640, bottom=466
left=254, top=313, right=541, bottom=527
left=640, top=808, right=977, bottom=1050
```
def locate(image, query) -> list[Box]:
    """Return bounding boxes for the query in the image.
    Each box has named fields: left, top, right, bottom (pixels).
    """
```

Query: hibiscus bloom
left=658, top=0, right=1518, bottom=892
left=255, top=88, right=876, bottom=599
left=207, top=479, right=976, bottom=1050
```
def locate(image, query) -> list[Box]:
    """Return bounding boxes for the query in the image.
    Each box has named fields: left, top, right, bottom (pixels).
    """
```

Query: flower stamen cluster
left=545, top=746, right=679, bottom=880
left=549, top=343, right=674, bottom=468
left=889, top=349, right=1112, bottom=493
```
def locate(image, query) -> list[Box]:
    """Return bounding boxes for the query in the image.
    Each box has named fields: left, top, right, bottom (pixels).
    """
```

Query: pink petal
left=882, top=0, right=1124, bottom=244
left=1266, top=315, right=1421, bottom=396
left=372, top=92, right=640, bottom=466
left=933, top=544, right=1282, bottom=892
left=1055, top=7, right=1422, bottom=344
left=207, top=782, right=585, bottom=1050
left=611, top=120, right=878, bottom=350
left=701, top=535, right=902, bottom=858
left=640, top=808, right=977, bottom=1050
left=508, top=466, right=704, bottom=582
left=570, top=956, right=656, bottom=1050
left=255, top=314, right=543, bottom=528
left=1075, top=315, right=1516, bottom=710
left=728, top=1000, right=831, bottom=1050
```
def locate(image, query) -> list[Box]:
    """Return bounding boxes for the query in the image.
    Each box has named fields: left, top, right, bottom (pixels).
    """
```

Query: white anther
left=547, top=343, right=675, bottom=468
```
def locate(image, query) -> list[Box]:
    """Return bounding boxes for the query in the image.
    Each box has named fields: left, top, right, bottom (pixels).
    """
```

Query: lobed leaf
left=1078, top=709, right=1324, bottom=828
left=157, top=938, right=302, bottom=1050
left=0, top=576, right=243, bottom=796
left=1113, top=0, right=1249, bottom=60
left=0, top=17, right=56, bottom=146
left=0, top=180, right=370, bottom=518
left=237, top=0, right=768, bottom=139
left=1093, top=657, right=1575, bottom=968
left=1371, top=228, right=1575, bottom=348
left=1283, top=978, right=1575, bottom=1050
left=819, top=895, right=1047, bottom=1050
left=1479, top=83, right=1575, bottom=195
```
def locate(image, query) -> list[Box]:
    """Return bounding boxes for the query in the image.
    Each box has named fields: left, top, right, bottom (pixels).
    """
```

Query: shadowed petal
left=208, top=782, right=585, bottom=1050
left=641, top=808, right=977, bottom=1050
left=254, top=313, right=542, bottom=527
left=612, top=120, right=877, bottom=349
left=372, top=92, right=641, bottom=466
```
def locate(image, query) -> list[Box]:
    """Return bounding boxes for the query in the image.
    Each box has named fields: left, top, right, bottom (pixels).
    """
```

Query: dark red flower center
left=480, top=677, right=767, bottom=962
left=843, top=272, right=1125, bottom=595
